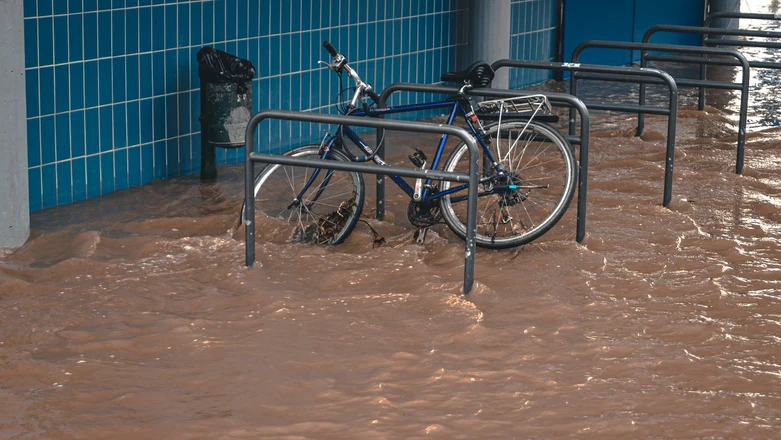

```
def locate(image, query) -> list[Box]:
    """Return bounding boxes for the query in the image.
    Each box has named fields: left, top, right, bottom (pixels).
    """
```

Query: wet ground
left=4, top=6, right=781, bottom=440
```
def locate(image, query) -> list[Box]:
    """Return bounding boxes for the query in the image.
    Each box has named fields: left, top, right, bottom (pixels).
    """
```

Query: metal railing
left=375, top=83, right=591, bottom=243
left=490, top=59, right=679, bottom=207
left=572, top=40, right=750, bottom=174
left=243, top=110, right=481, bottom=294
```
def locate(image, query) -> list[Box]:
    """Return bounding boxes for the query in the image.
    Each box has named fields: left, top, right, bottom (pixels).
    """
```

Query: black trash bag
left=197, top=46, right=256, bottom=93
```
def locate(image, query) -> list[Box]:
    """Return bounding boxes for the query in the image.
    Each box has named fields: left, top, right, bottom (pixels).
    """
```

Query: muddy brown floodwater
left=5, top=19, right=781, bottom=440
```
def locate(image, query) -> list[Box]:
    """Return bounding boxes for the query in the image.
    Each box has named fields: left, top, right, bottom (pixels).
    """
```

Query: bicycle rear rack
left=244, top=110, right=482, bottom=295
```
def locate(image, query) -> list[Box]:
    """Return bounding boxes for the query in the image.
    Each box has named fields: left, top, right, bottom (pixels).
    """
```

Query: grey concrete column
left=0, top=0, right=30, bottom=249
left=466, top=0, right=511, bottom=89
left=709, top=0, right=741, bottom=37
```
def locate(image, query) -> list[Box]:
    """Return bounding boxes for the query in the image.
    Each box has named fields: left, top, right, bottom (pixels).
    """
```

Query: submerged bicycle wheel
left=440, top=120, right=577, bottom=249
left=241, top=145, right=365, bottom=245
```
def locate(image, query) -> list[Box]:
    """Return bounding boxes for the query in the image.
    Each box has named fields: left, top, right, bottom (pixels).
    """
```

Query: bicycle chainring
left=407, top=200, right=443, bottom=228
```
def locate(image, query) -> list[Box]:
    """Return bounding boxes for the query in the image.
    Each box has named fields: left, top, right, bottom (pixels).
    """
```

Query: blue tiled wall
left=24, top=0, right=557, bottom=211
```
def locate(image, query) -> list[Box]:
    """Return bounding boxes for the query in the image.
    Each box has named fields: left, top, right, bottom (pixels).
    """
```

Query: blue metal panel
left=563, top=0, right=635, bottom=65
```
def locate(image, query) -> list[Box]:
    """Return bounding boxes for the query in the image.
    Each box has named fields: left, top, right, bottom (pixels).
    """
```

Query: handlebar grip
left=323, top=41, right=338, bottom=57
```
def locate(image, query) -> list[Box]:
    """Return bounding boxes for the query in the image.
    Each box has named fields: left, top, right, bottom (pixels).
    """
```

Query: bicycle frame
left=324, top=97, right=501, bottom=204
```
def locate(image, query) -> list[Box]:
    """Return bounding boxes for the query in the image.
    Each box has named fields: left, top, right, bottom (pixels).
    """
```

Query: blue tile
left=114, top=149, right=128, bottom=190
left=98, top=11, right=111, bottom=58
left=99, top=105, right=113, bottom=151
left=152, top=6, right=164, bottom=51
left=226, top=0, right=236, bottom=41
left=126, top=55, right=139, bottom=100
left=98, top=0, right=110, bottom=10
left=140, top=98, right=153, bottom=142
left=55, top=64, right=69, bottom=113
left=166, top=138, right=178, bottom=176
left=202, top=2, right=214, bottom=43
left=28, top=167, right=42, bottom=211
left=85, top=108, right=99, bottom=154
left=86, top=154, right=101, bottom=197
left=152, top=51, right=164, bottom=95
left=68, top=15, right=83, bottom=62
left=290, top=33, right=300, bottom=72
left=41, top=164, right=56, bottom=208
left=27, top=118, right=41, bottom=167
left=165, top=94, right=177, bottom=138
left=69, top=0, right=83, bottom=13
left=214, top=1, right=227, bottom=42
left=24, top=0, right=37, bottom=18
left=127, top=101, right=140, bottom=146
left=39, top=67, right=54, bottom=115
left=177, top=47, right=189, bottom=92
left=280, top=0, right=290, bottom=33
left=153, top=140, right=166, bottom=178
left=301, top=0, right=311, bottom=31
left=126, top=8, right=138, bottom=54
left=25, top=69, right=39, bottom=117
left=191, top=90, right=200, bottom=129
left=98, top=59, right=112, bottom=105
left=84, top=0, right=97, bottom=11
left=71, top=110, right=85, bottom=158
left=38, top=17, right=53, bottom=66
left=55, top=113, right=71, bottom=160
left=83, top=13, right=97, bottom=60
left=54, top=16, right=68, bottom=64
left=38, top=0, right=53, bottom=16
left=24, top=20, right=38, bottom=67
left=141, top=143, right=153, bottom=184
left=112, top=0, right=124, bottom=8
left=112, top=10, right=125, bottom=56
left=248, top=0, right=257, bottom=37
left=57, top=162, right=72, bottom=205
left=84, top=61, right=98, bottom=107
left=72, top=157, right=86, bottom=202
left=113, top=104, right=127, bottom=149
left=128, top=146, right=141, bottom=187
left=179, top=135, right=192, bottom=174
left=237, top=39, right=248, bottom=64
left=100, top=152, right=114, bottom=194
left=127, top=0, right=137, bottom=7
left=190, top=47, right=199, bottom=89
left=153, top=96, right=165, bottom=140
left=270, top=35, right=280, bottom=76
left=165, top=49, right=177, bottom=93
left=178, top=92, right=190, bottom=135
left=165, top=5, right=176, bottom=49
left=139, top=6, right=151, bottom=52
left=112, top=57, right=126, bottom=102
left=190, top=2, right=202, bottom=45
left=139, top=54, right=152, bottom=98
left=178, top=4, right=189, bottom=47
left=270, top=0, right=280, bottom=35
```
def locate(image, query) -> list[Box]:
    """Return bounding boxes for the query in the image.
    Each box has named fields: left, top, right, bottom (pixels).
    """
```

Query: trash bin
left=197, top=46, right=256, bottom=180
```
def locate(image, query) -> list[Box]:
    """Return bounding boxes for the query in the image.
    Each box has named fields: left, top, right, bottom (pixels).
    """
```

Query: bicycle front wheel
left=440, top=120, right=577, bottom=249
left=241, top=145, right=365, bottom=245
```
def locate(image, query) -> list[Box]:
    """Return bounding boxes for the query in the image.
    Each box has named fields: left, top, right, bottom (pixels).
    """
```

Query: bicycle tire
left=440, top=120, right=577, bottom=249
left=241, top=145, right=365, bottom=246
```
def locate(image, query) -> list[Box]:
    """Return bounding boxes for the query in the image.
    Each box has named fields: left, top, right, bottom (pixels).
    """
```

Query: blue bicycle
left=243, top=42, right=577, bottom=249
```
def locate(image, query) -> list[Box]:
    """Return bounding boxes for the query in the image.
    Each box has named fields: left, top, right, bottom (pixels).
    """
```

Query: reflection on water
left=4, top=8, right=781, bottom=440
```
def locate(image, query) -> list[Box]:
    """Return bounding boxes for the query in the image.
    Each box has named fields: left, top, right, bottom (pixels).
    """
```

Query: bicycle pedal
left=408, top=148, right=427, bottom=168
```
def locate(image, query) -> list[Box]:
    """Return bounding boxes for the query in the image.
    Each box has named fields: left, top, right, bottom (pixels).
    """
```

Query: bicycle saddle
left=440, top=61, right=495, bottom=87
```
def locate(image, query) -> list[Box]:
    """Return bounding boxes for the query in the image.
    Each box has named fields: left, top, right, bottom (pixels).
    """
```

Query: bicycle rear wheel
left=241, top=145, right=365, bottom=245
left=440, top=120, right=577, bottom=249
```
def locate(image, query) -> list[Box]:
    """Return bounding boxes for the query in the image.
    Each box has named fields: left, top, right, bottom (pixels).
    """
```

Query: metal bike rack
left=244, top=110, right=481, bottom=294
left=572, top=41, right=750, bottom=174
left=644, top=18, right=781, bottom=115
left=490, top=59, right=679, bottom=207
left=376, top=83, right=591, bottom=243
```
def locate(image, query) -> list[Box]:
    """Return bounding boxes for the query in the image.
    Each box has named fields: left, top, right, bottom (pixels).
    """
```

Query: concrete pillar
left=0, top=0, right=30, bottom=249
left=466, top=0, right=511, bottom=90
left=709, top=0, right=741, bottom=35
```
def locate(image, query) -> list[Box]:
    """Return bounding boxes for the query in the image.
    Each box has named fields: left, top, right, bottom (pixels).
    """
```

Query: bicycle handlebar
left=321, top=40, right=381, bottom=108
